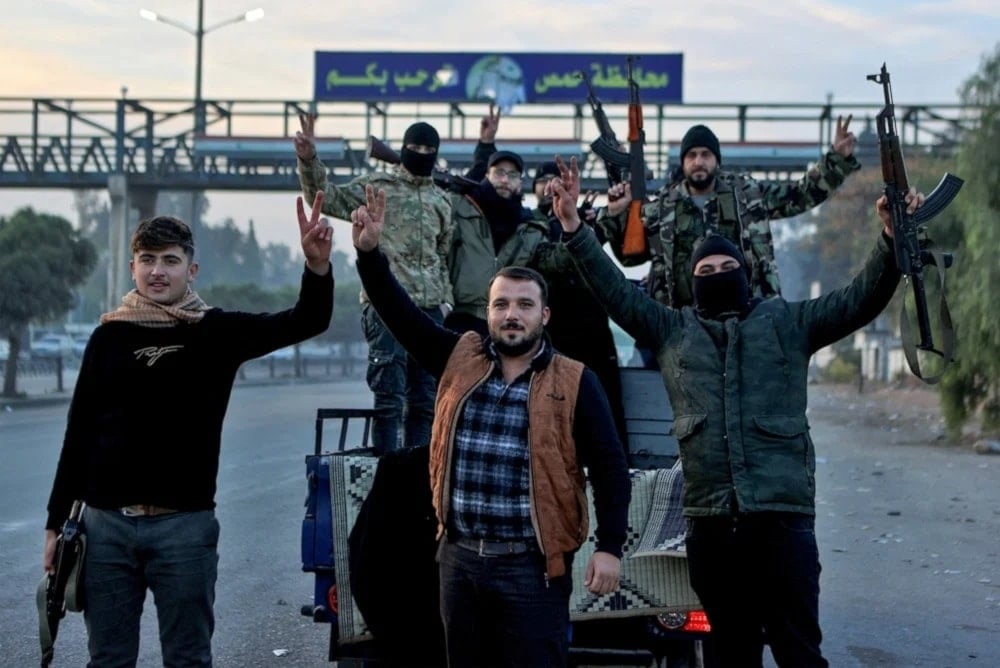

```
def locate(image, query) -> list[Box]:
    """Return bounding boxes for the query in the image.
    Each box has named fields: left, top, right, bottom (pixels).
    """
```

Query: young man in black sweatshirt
left=43, top=194, right=334, bottom=667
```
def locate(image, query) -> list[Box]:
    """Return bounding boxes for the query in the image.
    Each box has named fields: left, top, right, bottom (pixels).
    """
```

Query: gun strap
left=37, top=574, right=55, bottom=667
left=653, top=194, right=672, bottom=306
left=899, top=248, right=956, bottom=384
left=721, top=175, right=755, bottom=283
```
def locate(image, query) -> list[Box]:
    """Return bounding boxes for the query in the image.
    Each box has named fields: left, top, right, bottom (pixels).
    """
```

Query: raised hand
left=875, top=186, right=924, bottom=238
left=480, top=102, right=500, bottom=143
left=579, top=190, right=599, bottom=224
left=549, top=155, right=583, bottom=233
left=297, top=191, right=333, bottom=274
left=351, top=184, right=387, bottom=252
left=833, top=114, right=856, bottom=158
left=295, top=112, right=318, bottom=161
left=605, top=181, right=632, bottom=216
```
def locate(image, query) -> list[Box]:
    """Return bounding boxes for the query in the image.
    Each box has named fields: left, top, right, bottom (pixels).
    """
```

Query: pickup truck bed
left=301, top=368, right=714, bottom=667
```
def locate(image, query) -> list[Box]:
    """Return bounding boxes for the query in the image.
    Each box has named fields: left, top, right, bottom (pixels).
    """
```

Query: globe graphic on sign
left=465, top=55, right=526, bottom=114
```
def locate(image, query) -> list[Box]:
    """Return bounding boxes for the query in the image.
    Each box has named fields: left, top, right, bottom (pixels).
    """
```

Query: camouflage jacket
left=298, top=157, right=454, bottom=307
left=447, top=194, right=549, bottom=320
left=597, top=151, right=860, bottom=307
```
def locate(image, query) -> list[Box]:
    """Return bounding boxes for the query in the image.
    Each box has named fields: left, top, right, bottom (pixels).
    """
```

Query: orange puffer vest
left=430, top=332, right=586, bottom=577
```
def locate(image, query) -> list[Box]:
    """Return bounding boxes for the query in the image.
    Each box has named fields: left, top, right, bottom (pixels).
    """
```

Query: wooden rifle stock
left=622, top=56, right=648, bottom=260
left=867, top=63, right=962, bottom=383
left=623, top=202, right=646, bottom=258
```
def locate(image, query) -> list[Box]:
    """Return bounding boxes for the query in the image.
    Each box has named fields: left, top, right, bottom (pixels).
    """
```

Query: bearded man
left=350, top=184, right=630, bottom=668
left=597, top=120, right=860, bottom=307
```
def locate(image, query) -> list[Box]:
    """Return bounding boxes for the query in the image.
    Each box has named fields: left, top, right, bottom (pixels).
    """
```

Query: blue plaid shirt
left=448, top=343, right=543, bottom=541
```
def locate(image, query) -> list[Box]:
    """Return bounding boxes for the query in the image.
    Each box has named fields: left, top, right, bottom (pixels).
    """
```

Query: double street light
left=140, top=0, right=264, bottom=133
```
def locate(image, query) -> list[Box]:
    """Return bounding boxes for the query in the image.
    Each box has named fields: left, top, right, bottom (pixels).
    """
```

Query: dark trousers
left=685, top=513, right=828, bottom=668
left=438, top=540, right=572, bottom=667
left=82, top=508, right=219, bottom=668
left=362, top=303, right=441, bottom=452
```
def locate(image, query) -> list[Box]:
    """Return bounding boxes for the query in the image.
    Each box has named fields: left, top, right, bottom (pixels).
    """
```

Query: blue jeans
left=362, top=303, right=440, bottom=452
left=438, top=539, right=572, bottom=667
left=82, top=507, right=220, bottom=668
left=685, top=513, right=828, bottom=668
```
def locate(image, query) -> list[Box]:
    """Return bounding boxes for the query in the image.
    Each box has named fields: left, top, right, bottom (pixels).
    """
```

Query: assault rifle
left=584, top=56, right=649, bottom=260
left=867, top=63, right=963, bottom=383
left=37, top=500, right=87, bottom=667
left=578, top=69, right=623, bottom=186
left=366, top=136, right=479, bottom=195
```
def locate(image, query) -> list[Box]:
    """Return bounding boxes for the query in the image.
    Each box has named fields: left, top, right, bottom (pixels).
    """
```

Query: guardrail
left=0, top=96, right=971, bottom=192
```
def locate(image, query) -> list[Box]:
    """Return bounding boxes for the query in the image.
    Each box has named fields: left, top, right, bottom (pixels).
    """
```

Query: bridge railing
left=0, top=97, right=971, bottom=192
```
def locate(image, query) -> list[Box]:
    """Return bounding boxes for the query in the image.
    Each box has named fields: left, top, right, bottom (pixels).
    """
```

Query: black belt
left=452, top=537, right=537, bottom=557
left=120, top=504, right=178, bottom=517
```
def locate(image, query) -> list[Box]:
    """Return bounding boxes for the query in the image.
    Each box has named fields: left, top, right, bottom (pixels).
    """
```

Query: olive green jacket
left=564, top=225, right=900, bottom=516
left=447, top=194, right=549, bottom=320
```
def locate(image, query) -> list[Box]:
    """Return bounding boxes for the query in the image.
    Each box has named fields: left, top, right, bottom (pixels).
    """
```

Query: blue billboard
left=313, top=52, right=683, bottom=109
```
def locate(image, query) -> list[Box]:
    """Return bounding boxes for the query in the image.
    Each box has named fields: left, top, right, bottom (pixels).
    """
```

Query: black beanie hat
left=680, top=124, right=721, bottom=164
left=532, top=161, right=560, bottom=188
left=402, top=122, right=440, bottom=151
left=690, top=234, right=744, bottom=273
left=487, top=150, right=525, bottom=174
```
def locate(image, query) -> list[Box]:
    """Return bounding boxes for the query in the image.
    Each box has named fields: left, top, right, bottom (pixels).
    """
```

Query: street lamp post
left=138, top=0, right=263, bottom=246
left=140, top=0, right=264, bottom=134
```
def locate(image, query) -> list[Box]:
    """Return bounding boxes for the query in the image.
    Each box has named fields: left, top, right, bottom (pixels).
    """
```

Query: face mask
left=692, top=268, right=750, bottom=319
left=400, top=148, right=437, bottom=177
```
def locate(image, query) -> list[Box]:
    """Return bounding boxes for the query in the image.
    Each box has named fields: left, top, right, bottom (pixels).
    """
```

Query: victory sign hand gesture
left=833, top=114, right=856, bottom=158
left=351, top=185, right=387, bottom=252
left=295, top=112, right=318, bottom=161
left=297, top=191, right=333, bottom=275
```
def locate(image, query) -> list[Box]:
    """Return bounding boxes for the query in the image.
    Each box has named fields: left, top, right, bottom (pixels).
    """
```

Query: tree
left=198, top=283, right=290, bottom=313
left=72, top=190, right=112, bottom=321
left=260, top=242, right=301, bottom=289
left=783, top=153, right=961, bottom=303
left=194, top=217, right=264, bottom=287
left=0, top=208, right=97, bottom=396
left=939, top=43, right=1000, bottom=438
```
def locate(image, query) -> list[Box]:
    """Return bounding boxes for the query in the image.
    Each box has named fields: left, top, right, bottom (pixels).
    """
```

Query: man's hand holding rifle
left=868, top=63, right=963, bottom=383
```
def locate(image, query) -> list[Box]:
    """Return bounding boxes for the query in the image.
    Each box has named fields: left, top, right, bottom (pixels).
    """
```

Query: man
left=531, top=160, right=598, bottom=224
left=598, top=118, right=860, bottom=307
left=526, top=160, right=627, bottom=442
left=446, top=147, right=549, bottom=335
left=296, top=114, right=452, bottom=452
left=44, top=194, right=334, bottom=667
left=550, top=155, right=923, bottom=667
left=351, top=184, right=630, bottom=668
left=451, top=113, right=628, bottom=442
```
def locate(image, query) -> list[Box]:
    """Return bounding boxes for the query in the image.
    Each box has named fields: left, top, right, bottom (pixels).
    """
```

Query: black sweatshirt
left=45, top=267, right=333, bottom=530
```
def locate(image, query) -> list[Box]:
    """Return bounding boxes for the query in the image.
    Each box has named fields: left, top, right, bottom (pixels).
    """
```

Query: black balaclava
left=690, top=234, right=751, bottom=320
left=400, top=122, right=439, bottom=177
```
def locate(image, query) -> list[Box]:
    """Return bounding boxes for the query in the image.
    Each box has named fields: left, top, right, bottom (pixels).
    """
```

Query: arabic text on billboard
left=314, top=52, right=683, bottom=108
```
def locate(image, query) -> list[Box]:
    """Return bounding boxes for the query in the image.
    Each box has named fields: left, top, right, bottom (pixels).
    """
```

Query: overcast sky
left=1, top=0, right=997, bottom=253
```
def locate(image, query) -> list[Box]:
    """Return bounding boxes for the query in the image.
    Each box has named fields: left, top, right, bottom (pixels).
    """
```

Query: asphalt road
left=0, top=380, right=997, bottom=667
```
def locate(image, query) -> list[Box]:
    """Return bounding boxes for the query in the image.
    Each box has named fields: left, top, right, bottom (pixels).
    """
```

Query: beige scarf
left=100, top=288, right=211, bottom=328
